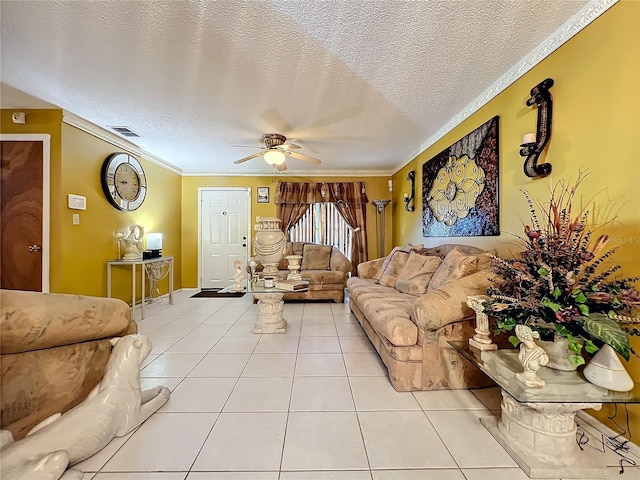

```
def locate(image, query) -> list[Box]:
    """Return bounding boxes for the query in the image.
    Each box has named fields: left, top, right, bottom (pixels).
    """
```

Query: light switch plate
left=72, top=213, right=80, bottom=225
left=68, top=194, right=86, bottom=210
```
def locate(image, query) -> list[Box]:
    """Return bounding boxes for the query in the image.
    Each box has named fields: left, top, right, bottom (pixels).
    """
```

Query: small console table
left=449, top=341, right=640, bottom=479
left=107, top=257, right=174, bottom=320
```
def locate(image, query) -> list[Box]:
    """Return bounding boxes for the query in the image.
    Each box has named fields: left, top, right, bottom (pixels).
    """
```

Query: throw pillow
left=378, top=251, right=410, bottom=287
left=427, top=247, right=479, bottom=291
left=301, top=244, right=332, bottom=270
left=373, top=244, right=423, bottom=281
left=472, top=249, right=497, bottom=271
left=395, top=251, right=443, bottom=295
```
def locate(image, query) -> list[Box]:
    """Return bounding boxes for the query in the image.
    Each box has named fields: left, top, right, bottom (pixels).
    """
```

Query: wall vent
left=108, top=126, right=141, bottom=138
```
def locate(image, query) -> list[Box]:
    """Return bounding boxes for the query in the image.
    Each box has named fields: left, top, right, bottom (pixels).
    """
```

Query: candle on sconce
left=403, top=193, right=409, bottom=199
left=522, top=133, right=536, bottom=144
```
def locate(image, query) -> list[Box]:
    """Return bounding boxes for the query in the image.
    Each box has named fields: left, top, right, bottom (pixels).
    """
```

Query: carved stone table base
left=480, top=390, right=605, bottom=479
left=252, top=291, right=287, bottom=334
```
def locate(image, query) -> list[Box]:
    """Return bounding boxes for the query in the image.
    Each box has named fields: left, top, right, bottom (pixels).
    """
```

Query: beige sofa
left=0, top=290, right=137, bottom=440
left=254, top=242, right=352, bottom=303
left=347, top=244, right=494, bottom=391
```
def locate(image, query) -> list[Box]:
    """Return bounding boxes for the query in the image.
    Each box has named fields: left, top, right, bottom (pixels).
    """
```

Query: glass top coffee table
left=449, top=341, right=640, bottom=479
left=219, top=280, right=308, bottom=334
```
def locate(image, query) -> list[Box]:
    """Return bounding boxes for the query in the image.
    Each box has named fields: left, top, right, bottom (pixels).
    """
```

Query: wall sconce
left=403, top=171, right=415, bottom=212
left=388, top=179, right=393, bottom=192
left=520, top=78, right=554, bottom=178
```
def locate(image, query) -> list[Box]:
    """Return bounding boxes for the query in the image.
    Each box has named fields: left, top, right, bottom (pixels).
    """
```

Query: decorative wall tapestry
left=422, top=115, right=499, bottom=237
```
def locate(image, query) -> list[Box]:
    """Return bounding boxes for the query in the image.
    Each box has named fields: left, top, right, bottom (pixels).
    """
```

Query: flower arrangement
left=487, top=172, right=640, bottom=366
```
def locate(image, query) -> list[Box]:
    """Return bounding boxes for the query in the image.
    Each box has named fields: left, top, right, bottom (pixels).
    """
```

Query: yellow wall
left=393, top=0, right=640, bottom=438
left=181, top=175, right=392, bottom=288
left=59, top=124, right=182, bottom=301
left=1, top=111, right=182, bottom=302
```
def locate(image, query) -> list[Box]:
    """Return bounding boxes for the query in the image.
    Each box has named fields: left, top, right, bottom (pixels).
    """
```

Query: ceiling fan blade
left=281, top=143, right=301, bottom=150
left=233, top=152, right=264, bottom=164
left=276, top=162, right=288, bottom=171
left=260, top=109, right=294, bottom=133
left=231, top=145, right=263, bottom=149
left=286, top=150, right=321, bottom=165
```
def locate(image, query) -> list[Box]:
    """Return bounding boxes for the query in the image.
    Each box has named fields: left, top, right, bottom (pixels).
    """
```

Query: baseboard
left=576, top=410, right=640, bottom=459
left=131, top=288, right=190, bottom=308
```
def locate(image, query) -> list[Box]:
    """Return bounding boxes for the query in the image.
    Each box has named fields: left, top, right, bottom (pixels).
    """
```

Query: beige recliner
left=253, top=242, right=353, bottom=303
left=0, top=290, right=137, bottom=440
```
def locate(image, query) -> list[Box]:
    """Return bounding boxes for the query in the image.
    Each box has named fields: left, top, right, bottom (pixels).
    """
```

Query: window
left=289, top=203, right=353, bottom=261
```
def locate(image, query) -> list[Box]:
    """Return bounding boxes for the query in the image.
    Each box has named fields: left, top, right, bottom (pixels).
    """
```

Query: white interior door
left=200, top=188, right=250, bottom=290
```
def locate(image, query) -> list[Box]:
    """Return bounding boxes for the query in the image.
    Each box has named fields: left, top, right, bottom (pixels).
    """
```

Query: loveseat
left=0, top=289, right=137, bottom=440
left=347, top=244, right=494, bottom=391
left=254, top=242, right=352, bottom=303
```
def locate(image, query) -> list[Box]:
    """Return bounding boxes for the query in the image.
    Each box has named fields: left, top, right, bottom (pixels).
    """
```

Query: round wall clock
left=101, top=153, right=147, bottom=211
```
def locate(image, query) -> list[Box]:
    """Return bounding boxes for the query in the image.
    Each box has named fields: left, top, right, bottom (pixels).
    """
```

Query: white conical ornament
left=583, top=344, right=634, bottom=392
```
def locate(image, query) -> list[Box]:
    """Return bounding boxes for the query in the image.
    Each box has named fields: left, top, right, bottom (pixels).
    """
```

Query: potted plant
left=487, top=172, right=639, bottom=369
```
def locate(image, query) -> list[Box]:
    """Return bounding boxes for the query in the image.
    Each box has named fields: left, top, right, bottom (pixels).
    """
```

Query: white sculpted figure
left=515, top=324, right=549, bottom=388
left=113, top=225, right=145, bottom=260
left=233, top=259, right=245, bottom=290
left=0, top=334, right=170, bottom=480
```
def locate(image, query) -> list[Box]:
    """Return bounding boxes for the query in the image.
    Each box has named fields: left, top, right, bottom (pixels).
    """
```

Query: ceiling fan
left=233, top=133, right=321, bottom=171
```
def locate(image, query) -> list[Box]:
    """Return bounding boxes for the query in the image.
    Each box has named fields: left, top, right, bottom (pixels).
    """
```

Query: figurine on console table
left=515, top=324, right=549, bottom=388
left=113, top=225, right=145, bottom=260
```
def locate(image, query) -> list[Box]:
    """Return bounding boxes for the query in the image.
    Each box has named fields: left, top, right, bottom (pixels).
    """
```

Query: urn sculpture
left=254, top=217, right=287, bottom=275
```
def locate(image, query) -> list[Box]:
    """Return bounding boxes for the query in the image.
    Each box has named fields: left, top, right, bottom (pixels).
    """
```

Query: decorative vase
left=286, top=255, right=303, bottom=280
left=583, top=344, right=634, bottom=392
left=536, top=335, right=577, bottom=371
left=253, top=217, right=286, bottom=275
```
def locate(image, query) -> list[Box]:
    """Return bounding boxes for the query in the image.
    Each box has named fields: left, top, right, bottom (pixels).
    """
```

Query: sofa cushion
left=347, top=277, right=418, bottom=347
left=373, top=245, right=423, bottom=281
left=413, top=270, right=493, bottom=331
left=427, top=247, right=481, bottom=292
left=347, top=277, right=392, bottom=303
left=359, top=293, right=418, bottom=347
left=0, top=290, right=133, bottom=354
left=301, top=244, right=332, bottom=270
left=378, top=251, right=410, bottom=287
left=301, top=269, right=346, bottom=287
left=395, top=252, right=443, bottom=295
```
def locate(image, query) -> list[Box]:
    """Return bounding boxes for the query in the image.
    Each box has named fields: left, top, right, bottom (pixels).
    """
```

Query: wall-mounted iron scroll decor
left=520, top=78, right=554, bottom=178
left=404, top=171, right=415, bottom=212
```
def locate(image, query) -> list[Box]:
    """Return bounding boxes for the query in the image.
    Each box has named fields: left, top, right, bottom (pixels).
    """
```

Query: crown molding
left=62, top=111, right=183, bottom=175
left=63, top=111, right=393, bottom=178
left=181, top=169, right=394, bottom=177
left=397, top=0, right=617, bottom=174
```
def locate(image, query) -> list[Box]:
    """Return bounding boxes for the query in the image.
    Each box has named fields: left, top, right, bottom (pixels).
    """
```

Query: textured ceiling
left=1, top=0, right=595, bottom=175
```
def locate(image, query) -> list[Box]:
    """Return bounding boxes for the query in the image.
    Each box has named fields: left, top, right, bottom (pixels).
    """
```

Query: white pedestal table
left=449, top=341, right=640, bottom=479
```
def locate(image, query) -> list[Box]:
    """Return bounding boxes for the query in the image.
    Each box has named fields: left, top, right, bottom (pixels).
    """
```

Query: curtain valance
left=275, top=182, right=368, bottom=205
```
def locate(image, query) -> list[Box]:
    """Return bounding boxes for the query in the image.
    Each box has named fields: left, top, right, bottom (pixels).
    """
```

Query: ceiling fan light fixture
left=264, top=149, right=285, bottom=165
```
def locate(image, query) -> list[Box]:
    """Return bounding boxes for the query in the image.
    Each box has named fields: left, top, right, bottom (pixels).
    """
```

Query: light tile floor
left=78, top=290, right=640, bottom=479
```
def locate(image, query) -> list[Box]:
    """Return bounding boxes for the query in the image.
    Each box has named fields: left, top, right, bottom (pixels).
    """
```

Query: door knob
left=242, top=243, right=247, bottom=247
left=28, top=245, right=41, bottom=252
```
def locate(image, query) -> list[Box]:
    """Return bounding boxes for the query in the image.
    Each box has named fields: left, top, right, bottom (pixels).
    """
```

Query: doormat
left=191, top=289, right=245, bottom=298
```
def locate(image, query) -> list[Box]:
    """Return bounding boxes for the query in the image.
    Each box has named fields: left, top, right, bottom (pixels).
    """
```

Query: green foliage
left=569, top=354, right=586, bottom=367
left=582, top=313, right=630, bottom=361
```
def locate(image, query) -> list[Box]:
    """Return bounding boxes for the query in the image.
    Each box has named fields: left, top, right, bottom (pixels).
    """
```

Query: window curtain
left=275, top=181, right=368, bottom=275
left=275, top=182, right=318, bottom=233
